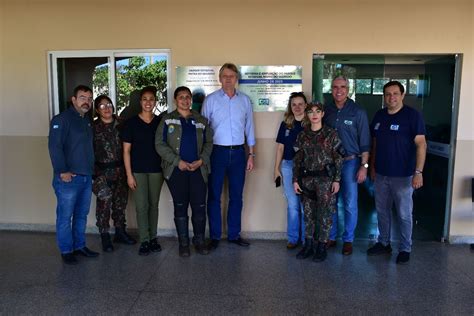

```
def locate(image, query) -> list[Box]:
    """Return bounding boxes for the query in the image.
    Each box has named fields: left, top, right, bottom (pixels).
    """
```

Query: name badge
left=390, top=124, right=400, bottom=131
left=344, top=120, right=353, bottom=126
left=374, top=123, right=380, bottom=130
left=285, top=129, right=290, bottom=137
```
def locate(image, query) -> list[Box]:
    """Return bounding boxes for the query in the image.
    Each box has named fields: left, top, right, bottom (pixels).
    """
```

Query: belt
left=344, top=155, right=358, bottom=161
left=214, top=144, right=244, bottom=150
left=301, top=169, right=329, bottom=177
left=95, top=160, right=123, bottom=169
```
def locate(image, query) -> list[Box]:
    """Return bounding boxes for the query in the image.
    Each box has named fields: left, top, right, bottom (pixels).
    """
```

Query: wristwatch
left=361, top=163, right=369, bottom=169
left=248, top=153, right=256, bottom=157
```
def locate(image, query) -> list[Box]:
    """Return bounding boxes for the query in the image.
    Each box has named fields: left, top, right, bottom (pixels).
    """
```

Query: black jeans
left=167, top=167, right=206, bottom=218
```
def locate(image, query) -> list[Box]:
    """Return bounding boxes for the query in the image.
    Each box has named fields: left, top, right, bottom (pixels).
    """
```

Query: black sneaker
left=61, top=253, right=78, bottom=265
left=367, top=242, right=392, bottom=256
left=396, top=251, right=410, bottom=264
left=138, top=241, right=150, bottom=256
left=149, top=238, right=162, bottom=252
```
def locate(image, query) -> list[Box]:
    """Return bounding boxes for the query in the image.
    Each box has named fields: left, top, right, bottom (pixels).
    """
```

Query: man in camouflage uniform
left=93, top=95, right=136, bottom=252
left=293, top=102, right=344, bottom=262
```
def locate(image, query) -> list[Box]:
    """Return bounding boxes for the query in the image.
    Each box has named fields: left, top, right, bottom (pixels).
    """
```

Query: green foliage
left=92, top=56, right=168, bottom=114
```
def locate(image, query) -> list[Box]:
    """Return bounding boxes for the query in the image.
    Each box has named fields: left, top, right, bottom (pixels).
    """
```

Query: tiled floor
left=0, top=231, right=473, bottom=315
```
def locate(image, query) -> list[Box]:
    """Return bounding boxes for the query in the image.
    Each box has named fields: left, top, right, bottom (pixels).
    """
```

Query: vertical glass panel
left=56, top=57, right=108, bottom=114
left=372, top=78, right=390, bottom=95
left=92, top=62, right=110, bottom=97
left=355, top=79, right=372, bottom=94
left=115, top=55, right=168, bottom=118
left=408, top=78, right=418, bottom=95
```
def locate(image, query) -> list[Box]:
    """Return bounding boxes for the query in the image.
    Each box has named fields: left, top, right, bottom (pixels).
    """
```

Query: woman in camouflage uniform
left=293, top=102, right=344, bottom=262
left=93, top=95, right=136, bottom=252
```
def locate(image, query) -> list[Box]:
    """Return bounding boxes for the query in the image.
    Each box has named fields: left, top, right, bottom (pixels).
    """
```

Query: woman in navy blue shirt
left=156, top=87, right=213, bottom=257
left=274, top=92, right=307, bottom=249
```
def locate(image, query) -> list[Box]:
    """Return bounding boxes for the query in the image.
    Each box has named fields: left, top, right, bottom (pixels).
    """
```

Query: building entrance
left=312, top=54, right=461, bottom=242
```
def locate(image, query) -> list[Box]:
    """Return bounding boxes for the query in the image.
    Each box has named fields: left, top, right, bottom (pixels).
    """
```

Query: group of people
left=274, top=77, right=426, bottom=264
left=48, top=63, right=255, bottom=265
left=48, top=62, right=426, bottom=266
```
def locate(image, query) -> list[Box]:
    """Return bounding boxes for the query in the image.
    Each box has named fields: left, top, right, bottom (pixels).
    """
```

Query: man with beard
left=48, top=85, right=99, bottom=265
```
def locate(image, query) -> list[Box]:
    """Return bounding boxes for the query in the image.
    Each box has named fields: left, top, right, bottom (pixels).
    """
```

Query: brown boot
left=342, top=242, right=353, bottom=255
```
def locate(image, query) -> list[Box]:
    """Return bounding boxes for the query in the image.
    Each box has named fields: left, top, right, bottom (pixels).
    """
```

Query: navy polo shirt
left=121, top=114, right=162, bottom=173
left=275, top=120, right=303, bottom=160
left=48, top=106, right=94, bottom=175
left=324, top=99, right=371, bottom=156
left=370, top=105, right=425, bottom=177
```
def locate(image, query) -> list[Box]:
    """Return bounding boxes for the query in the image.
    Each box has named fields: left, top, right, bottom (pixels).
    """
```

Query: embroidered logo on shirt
left=168, top=125, right=175, bottom=134
left=344, top=120, right=353, bottom=125
left=165, top=119, right=181, bottom=125
left=193, top=122, right=206, bottom=129
left=390, top=124, right=400, bottom=131
left=53, top=125, right=59, bottom=129
left=374, top=123, right=380, bottom=130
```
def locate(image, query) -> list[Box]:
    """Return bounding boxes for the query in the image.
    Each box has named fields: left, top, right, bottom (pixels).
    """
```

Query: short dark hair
left=140, top=86, right=157, bottom=99
left=174, top=86, right=192, bottom=99
left=94, top=95, right=113, bottom=110
left=73, top=85, right=92, bottom=97
left=383, top=81, right=405, bottom=94
left=305, top=102, right=324, bottom=113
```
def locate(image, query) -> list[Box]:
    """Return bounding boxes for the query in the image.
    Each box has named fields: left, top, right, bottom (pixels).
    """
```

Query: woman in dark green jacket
left=156, top=86, right=213, bottom=257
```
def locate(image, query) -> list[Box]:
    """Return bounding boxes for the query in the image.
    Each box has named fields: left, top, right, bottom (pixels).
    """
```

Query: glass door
left=312, top=54, right=461, bottom=241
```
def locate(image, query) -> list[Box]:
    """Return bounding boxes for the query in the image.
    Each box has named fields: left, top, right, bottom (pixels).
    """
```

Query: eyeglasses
left=98, top=103, right=113, bottom=110
left=306, top=109, right=322, bottom=115
left=78, top=96, right=93, bottom=102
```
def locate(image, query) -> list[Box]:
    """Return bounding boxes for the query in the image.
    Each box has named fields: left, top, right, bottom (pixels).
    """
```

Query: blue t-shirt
left=275, top=120, right=303, bottom=160
left=371, top=106, right=425, bottom=177
left=121, top=114, right=162, bottom=173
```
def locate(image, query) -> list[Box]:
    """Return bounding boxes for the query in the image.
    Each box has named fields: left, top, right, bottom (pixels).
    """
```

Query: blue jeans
left=374, top=174, right=414, bottom=252
left=329, top=158, right=359, bottom=242
left=281, top=160, right=304, bottom=244
left=52, top=174, right=92, bottom=254
left=207, top=146, right=246, bottom=240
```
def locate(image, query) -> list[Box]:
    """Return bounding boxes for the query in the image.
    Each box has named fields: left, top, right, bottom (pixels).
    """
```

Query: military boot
left=296, top=238, right=314, bottom=259
left=192, top=216, right=209, bottom=255
left=312, top=241, right=328, bottom=262
left=174, top=217, right=190, bottom=257
left=114, top=226, right=137, bottom=245
left=100, top=233, right=114, bottom=252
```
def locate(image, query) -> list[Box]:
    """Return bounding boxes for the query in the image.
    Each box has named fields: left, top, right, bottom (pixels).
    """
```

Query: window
left=48, top=50, right=171, bottom=118
left=355, top=79, right=372, bottom=94
left=372, top=78, right=390, bottom=95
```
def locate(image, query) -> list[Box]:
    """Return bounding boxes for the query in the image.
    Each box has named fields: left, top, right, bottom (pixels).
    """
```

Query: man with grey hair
left=324, top=76, right=371, bottom=255
left=202, top=63, right=256, bottom=250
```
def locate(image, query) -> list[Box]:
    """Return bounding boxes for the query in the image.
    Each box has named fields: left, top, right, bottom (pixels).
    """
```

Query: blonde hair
left=284, top=92, right=307, bottom=128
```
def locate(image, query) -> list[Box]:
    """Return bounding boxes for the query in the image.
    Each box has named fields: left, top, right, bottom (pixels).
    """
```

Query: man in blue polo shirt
left=324, top=76, right=371, bottom=256
left=367, top=81, right=426, bottom=264
left=48, top=85, right=99, bottom=265
left=202, top=63, right=256, bottom=250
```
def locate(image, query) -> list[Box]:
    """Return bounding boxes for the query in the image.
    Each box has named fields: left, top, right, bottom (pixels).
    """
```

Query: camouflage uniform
left=93, top=116, right=128, bottom=233
left=293, top=125, right=344, bottom=243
